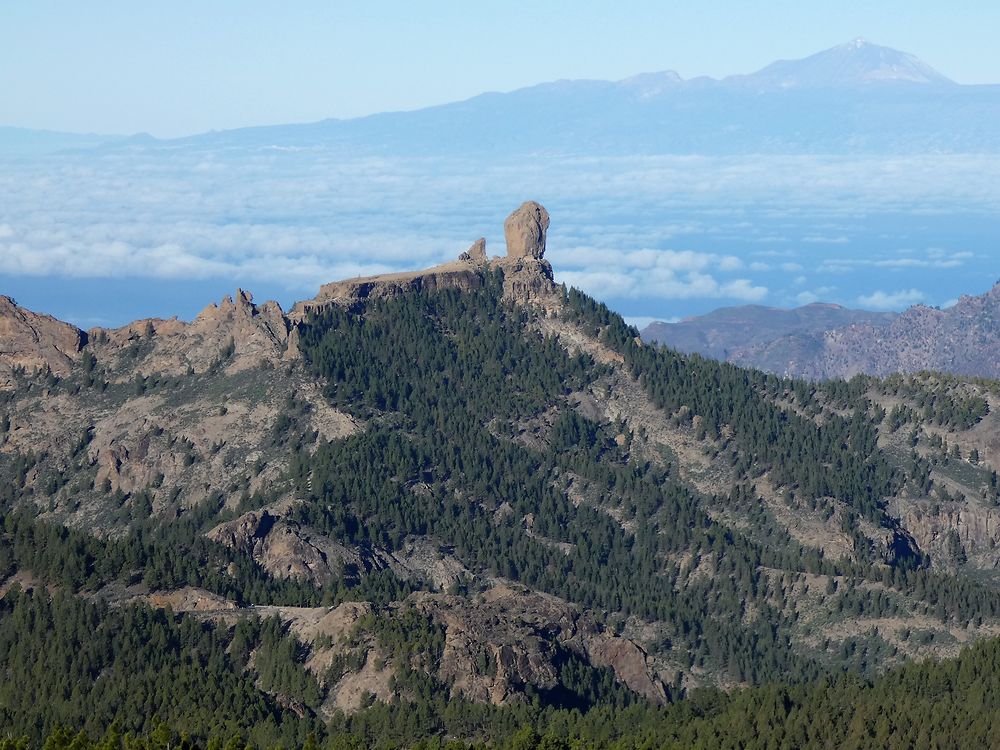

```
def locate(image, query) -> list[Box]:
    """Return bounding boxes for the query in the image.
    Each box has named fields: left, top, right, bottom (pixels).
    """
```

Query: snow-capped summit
left=726, top=38, right=955, bottom=89
left=617, top=70, right=684, bottom=98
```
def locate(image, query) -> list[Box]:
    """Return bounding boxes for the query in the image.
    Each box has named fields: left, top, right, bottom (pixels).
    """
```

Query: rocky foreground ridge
left=4, top=202, right=1000, bottom=716
left=1, top=201, right=559, bottom=388
left=0, top=201, right=676, bottom=710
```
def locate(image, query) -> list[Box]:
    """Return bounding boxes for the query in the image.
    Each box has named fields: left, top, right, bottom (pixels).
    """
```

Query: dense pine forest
left=3, top=268, right=1000, bottom=747
left=6, top=602, right=1000, bottom=750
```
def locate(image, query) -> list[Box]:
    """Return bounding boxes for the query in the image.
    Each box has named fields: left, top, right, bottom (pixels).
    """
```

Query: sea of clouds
left=1, top=145, right=998, bottom=327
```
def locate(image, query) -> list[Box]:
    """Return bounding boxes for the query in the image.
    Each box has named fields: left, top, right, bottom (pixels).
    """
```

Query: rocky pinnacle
left=503, top=201, right=550, bottom=259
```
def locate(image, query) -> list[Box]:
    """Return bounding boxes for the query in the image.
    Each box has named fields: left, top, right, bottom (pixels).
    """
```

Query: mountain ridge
left=641, top=302, right=897, bottom=364
left=724, top=37, right=956, bottom=89
left=641, top=281, right=1000, bottom=379
left=4, top=203, right=1000, bottom=743
left=4, top=39, right=997, bottom=157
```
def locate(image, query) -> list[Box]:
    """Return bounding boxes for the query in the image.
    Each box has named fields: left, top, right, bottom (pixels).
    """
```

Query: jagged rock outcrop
left=188, top=289, right=291, bottom=369
left=412, top=586, right=667, bottom=706
left=208, top=510, right=398, bottom=587
left=186, top=289, right=290, bottom=370
left=296, top=201, right=558, bottom=313
left=503, top=201, right=550, bottom=259
left=0, top=296, right=85, bottom=387
left=299, top=263, right=486, bottom=314
left=458, top=237, right=487, bottom=262
left=88, top=288, right=294, bottom=377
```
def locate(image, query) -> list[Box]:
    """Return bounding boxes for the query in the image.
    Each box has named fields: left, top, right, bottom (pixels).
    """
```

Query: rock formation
left=459, top=237, right=487, bottom=262
left=85, top=289, right=295, bottom=377
left=503, top=201, right=550, bottom=259
left=415, top=587, right=667, bottom=706
left=298, top=201, right=558, bottom=312
left=496, top=202, right=557, bottom=305
left=0, top=296, right=85, bottom=387
left=185, top=288, right=293, bottom=371
left=208, top=510, right=398, bottom=588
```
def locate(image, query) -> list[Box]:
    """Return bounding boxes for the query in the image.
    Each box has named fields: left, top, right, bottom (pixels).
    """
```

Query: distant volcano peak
left=728, top=38, right=955, bottom=89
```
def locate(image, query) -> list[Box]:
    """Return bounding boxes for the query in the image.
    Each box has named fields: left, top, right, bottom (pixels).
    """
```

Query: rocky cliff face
left=0, top=295, right=85, bottom=387
left=295, top=201, right=558, bottom=315
left=300, top=263, right=487, bottom=313
left=792, top=286, right=1000, bottom=378
left=86, top=288, right=295, bottom=379
left=414, top=586, right=667, bottom=707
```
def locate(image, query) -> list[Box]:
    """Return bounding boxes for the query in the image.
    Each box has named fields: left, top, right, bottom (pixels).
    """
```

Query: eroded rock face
left=459, top=238, right=487, bottom=263
left=411, top=587, right=667, bottom=706
left=0, top=296, right=85, bottom=387
left=295, top=201, right=559, bottom=314
left=208, top=510, right=397, bottom=587
left=497, top=255, right=557, bottom=305
left=504, top=201, right=550, bottom=259
left=88, top=288, right=294, bottom=377
left=302, top=264, right=485, bottom=312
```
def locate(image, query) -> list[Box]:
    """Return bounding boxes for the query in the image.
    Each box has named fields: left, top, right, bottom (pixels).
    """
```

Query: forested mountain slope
left=2, top=203, right=1000, bottom=746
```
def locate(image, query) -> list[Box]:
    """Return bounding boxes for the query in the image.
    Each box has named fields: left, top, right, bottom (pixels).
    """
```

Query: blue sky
left=3, top=1, right=1000, bottom=137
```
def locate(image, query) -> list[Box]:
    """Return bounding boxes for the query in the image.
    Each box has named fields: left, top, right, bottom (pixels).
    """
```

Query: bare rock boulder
left=504, top=202, right=549, bottom=259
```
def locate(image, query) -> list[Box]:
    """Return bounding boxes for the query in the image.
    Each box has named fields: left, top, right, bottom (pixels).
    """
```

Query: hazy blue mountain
left=0, top=126, right=131, bottom=157
left=725, top=37, right=956, bottom=89
left=6, top=40, right=997, bottom=158
left=641, top=303, right=896, bottom=361
left=141, top=39, right=1000, bottom=156
left=642, top=281, right=1000, bottom=380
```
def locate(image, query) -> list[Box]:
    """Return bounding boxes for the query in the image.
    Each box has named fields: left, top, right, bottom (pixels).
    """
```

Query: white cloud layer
left=857, top=289, right=925, bottom=310
left=0, top=148, right=997, bottom=322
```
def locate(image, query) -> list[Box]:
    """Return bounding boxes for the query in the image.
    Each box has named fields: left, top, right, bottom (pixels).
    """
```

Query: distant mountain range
left=642, top=281, right=1000, bottom=379
left=0, top=125, right=129, bottom=158
left=5, top=38, right=1000, bottom=157
left=641, top=303, right=897, bottom=363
